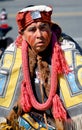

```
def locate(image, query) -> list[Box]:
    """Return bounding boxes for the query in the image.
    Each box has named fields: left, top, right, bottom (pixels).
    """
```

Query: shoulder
left=60, top=33, right=82, bottom=54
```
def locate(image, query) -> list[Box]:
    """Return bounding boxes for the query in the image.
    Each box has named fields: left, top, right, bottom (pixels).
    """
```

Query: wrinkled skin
left=22, top=22, right=52, bottom=54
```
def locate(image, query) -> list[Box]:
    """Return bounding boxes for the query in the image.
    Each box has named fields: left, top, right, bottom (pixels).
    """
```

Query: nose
left=36, top=29, right=42, bottom=38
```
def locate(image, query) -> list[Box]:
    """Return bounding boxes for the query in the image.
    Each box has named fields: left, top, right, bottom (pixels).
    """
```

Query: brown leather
left=55, top=119, right=64, bottom=130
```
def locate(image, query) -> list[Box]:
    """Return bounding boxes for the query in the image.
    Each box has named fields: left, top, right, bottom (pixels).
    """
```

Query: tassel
left=52, top=94, right=67, bottom=120
left=21, top=81, right=32, bottom=112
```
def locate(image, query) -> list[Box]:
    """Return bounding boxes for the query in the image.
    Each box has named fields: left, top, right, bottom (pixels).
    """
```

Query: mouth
left=36, top=41, right=45, bottom=46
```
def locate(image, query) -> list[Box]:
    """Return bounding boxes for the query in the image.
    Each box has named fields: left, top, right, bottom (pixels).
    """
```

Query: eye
left=27, top=27, right=36, bottom=32
left=39, top=23, right=49, bottom=31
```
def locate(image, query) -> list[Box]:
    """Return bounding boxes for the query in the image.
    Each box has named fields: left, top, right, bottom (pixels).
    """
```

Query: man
left=0, top=5, right=82, bottom=130
left=0, top=8, right=8, bottom=25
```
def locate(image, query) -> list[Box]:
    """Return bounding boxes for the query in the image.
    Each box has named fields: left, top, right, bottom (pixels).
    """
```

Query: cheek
left=27, top=35, right=36, bottom=46
left=44, top=30, right=51, bottom=42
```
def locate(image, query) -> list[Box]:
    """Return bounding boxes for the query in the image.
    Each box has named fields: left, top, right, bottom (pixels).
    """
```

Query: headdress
left=16, top=5, right=52, bottom=33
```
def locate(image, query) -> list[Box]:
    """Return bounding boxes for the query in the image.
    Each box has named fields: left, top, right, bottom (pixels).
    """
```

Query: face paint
left=23, top=22, right=52, bottom=53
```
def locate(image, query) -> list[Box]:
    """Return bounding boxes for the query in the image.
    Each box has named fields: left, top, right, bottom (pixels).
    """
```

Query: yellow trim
left=22, top=114, right=39, bottom=129
left=2, top=54, right=13, bottom=69
left=78, top=68, right=82, bottom=86
left=64, top=50, right=72, bottom=66
left=59, top=76, right=82, bottom=107
left=0, top=48, right=22, bottom=107
left=59, top=51, right=82, bottom=108
left=76, top=55, right=82, bottom=66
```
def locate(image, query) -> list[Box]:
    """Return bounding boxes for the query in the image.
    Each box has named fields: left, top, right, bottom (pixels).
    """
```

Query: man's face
left=22, top=22, right=52, bottom=54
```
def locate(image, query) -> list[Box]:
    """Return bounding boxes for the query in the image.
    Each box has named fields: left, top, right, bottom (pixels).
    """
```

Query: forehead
left=27, top=21, right=49, bottom=27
